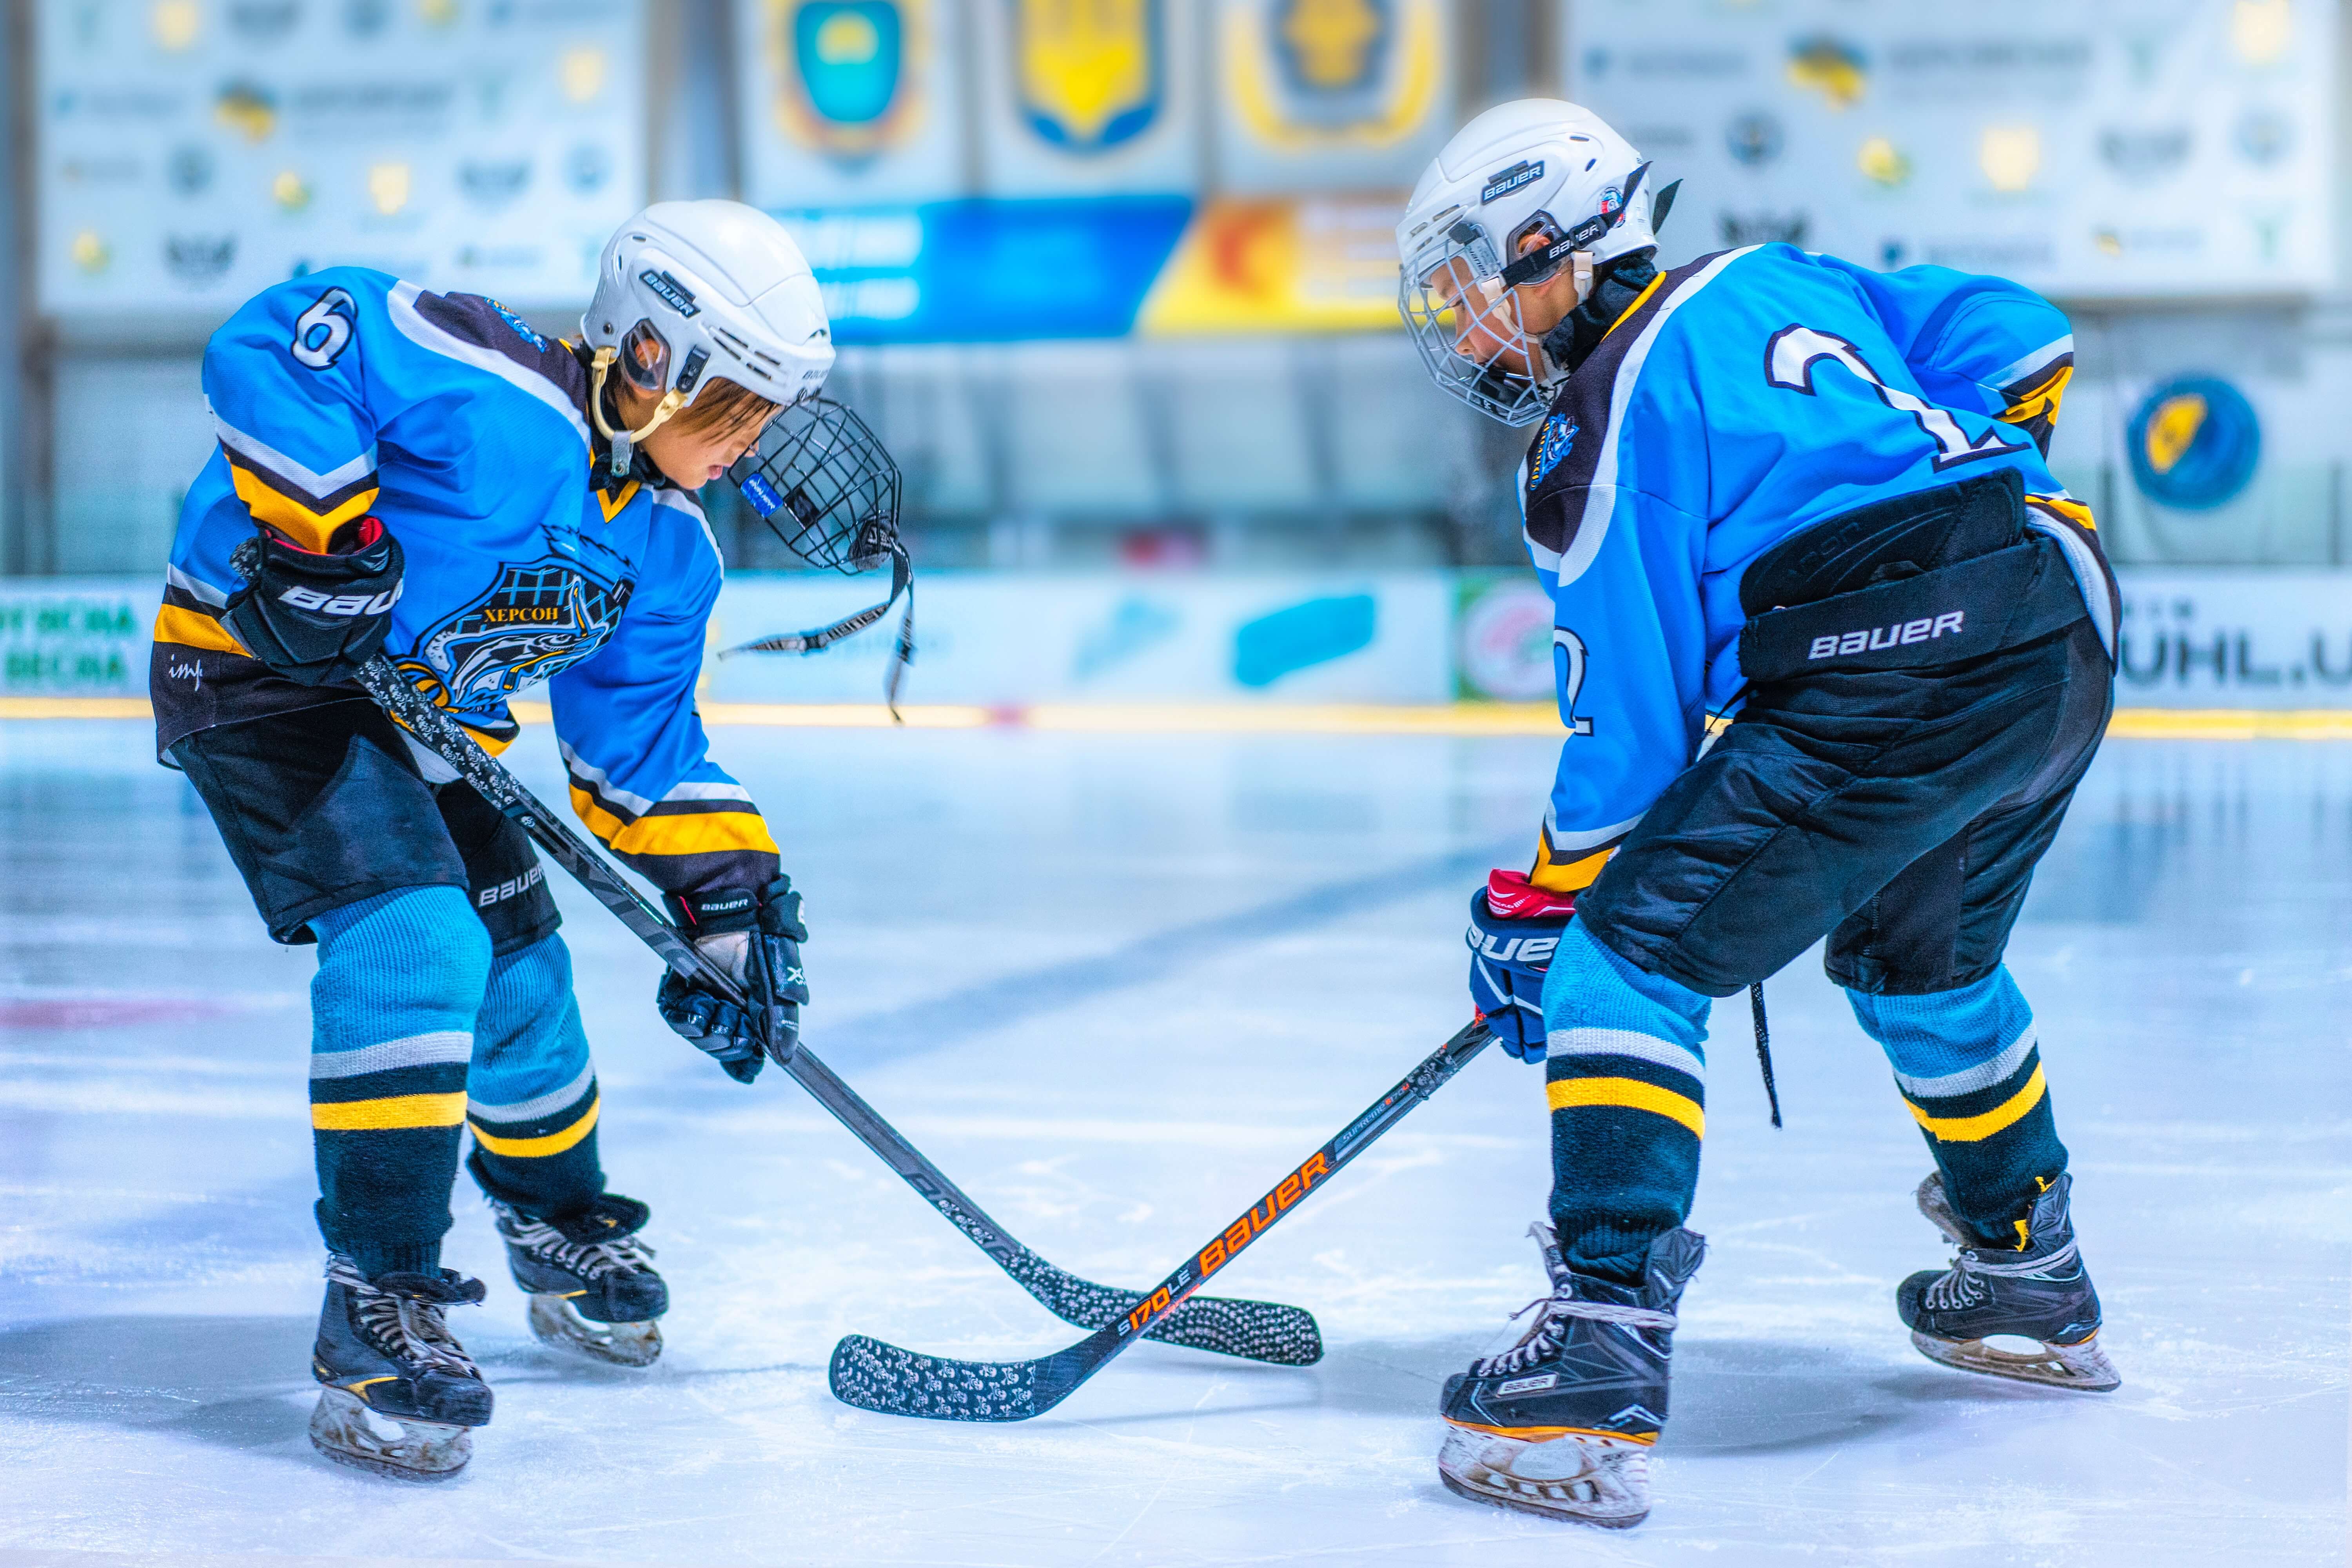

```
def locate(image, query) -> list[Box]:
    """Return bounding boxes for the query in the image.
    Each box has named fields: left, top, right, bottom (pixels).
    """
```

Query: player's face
left=640, top=411, right=773, bottom=490
left=1421, top=233, right=1586, bottom=378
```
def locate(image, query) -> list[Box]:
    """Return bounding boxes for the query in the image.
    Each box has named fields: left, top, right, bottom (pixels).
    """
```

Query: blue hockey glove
left=1466, top=870, right=1577, bottom=1064
left=657, top=877, right=809, bottom=1085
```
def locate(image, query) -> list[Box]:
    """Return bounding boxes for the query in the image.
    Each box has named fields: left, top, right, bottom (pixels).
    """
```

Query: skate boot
left=492, top=1193, right=667, bottom=1368
left=310, top=1254, right=493, bottom=1481
left=1898, top=1171, right=2119, bottom=1392
left=1437, top=1222, right=1704, bottom=1530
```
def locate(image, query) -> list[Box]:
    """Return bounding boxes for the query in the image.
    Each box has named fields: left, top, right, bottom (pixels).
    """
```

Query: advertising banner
left=35, top=0, right=647, bottom=317
left=737, top=0, right=969, bottom=208
left=0, top=579, right=161, bottom=696
left=1568, top=0, right=2337, bottom=298
left=1137, top=193, right=1405, bottom=333
left=705, top=572, right=1453, bottom=704
left=973, top=0, right=1202, bottom=196
left=777, top=198, right=1194, bottom=342
left=2112, top=569, right=2352, bottom=707
left=1211, top=0, right=1454, bottom=194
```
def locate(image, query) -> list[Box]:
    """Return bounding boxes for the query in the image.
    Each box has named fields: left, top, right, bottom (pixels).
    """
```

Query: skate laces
left=326, top=1256, right=484, bottom=1379
left=1924, top=1235, right=2082, bottom=1312
left=496, top=1206, right=657, bottom=1279
left=1477, top=1290, right=1677, bottom=1377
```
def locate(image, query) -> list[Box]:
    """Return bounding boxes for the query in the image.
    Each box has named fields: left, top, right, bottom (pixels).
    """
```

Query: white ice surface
left=0, top=722, right=2345, bottom=1565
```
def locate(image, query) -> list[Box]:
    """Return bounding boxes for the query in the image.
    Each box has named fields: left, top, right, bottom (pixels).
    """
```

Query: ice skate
left=1899, top=1171, right=2119, bottom=1392
left=1437, top=1222, right=1703, bottom=1529
left=310, top=1254, right=493, bottom=1481
left=492, top=1193, right=668, bottom=1368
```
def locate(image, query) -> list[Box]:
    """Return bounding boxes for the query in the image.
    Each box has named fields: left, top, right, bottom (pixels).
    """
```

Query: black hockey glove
left=223, top=519, right=405, bottom=687
left=655, top=876, right=808, bottom=1085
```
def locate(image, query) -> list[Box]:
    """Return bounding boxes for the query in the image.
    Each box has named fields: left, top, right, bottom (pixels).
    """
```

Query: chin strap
left=718, top=544, right=916, bottom=723
left=588, top=347, right=687, bottom=480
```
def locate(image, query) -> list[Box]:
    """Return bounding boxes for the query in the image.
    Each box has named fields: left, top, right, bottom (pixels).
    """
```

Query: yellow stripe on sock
left=1907, top=1066, right=2048, bottom=1143
left=469, top=1094, right=601, bottom=1157
left=311, top=1091, right=467, bottom=1131
left=1546, top=1077, right=1704, bottom=1139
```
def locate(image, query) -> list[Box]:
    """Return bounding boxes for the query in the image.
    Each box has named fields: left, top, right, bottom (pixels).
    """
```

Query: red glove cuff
left=1485, top=867, right=1577, bottom=920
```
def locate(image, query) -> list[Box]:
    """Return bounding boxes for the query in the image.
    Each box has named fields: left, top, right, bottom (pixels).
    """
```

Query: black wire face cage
left=730, top=397, right=904, bottom=575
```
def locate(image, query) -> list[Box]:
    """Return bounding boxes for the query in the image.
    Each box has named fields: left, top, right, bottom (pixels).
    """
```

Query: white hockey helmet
left=582, top=200, right=836, bottom=475
left=1397, top=99, right=1666, bottom=426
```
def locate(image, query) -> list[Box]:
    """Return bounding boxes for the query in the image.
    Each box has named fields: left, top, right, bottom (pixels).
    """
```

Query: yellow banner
left=1139, top=195, right=1406, bottom=334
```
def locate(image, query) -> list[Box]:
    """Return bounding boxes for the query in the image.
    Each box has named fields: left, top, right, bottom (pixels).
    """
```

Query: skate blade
left=527, top=1293, right=662, bottom=1368
left=1436, top=1424, right=1651, bottom=1529
left=1910, top=1329, right=2121, bottom=1393
left=309, top=1387, right=473, bottom=1482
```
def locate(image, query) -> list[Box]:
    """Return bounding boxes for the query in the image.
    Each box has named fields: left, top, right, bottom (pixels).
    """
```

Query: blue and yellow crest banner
left=1272, top=0, right=1394, bottom=123
left=774, top=0, right=920, bottom=161
left=1221, top=0, right=1444, bottom=155
left=1013, top=0, right=1164, bottom=154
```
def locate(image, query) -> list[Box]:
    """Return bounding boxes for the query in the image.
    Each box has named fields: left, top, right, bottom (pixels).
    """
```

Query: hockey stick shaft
left=348, top=658, right=1318, bottom=1365
left=829, top=1017, right=1495, bottom=1421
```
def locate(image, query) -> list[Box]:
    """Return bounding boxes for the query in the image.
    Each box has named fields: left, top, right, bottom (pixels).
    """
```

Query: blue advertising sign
left=779, top=196, right=1192, bottom=342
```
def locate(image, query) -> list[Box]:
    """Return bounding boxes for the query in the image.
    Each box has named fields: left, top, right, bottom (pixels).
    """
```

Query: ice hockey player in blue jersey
left=1396, top=102, right=2121, bottom=1528
left=154, top=201, right=898, bottom=1481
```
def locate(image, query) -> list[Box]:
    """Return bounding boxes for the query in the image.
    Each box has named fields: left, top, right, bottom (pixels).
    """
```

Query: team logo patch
left=1530, top=413, right=1578, bottom=489
left=1481, top=158, right=1542, bottom=204
left=489, top=298, right=546, bottom=352
left=403, top=554, right=634, bottom=713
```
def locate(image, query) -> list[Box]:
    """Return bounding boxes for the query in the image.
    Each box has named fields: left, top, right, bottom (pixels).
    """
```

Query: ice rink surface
left=0, top=717, right=2345, bottom=1566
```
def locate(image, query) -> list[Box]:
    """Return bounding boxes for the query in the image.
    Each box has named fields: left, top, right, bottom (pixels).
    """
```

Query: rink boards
left=3, top=568, right=2351, bottom=712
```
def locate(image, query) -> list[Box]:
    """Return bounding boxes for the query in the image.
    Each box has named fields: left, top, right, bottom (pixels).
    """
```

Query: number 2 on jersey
left=1765, top=325, right=2025, bottom=471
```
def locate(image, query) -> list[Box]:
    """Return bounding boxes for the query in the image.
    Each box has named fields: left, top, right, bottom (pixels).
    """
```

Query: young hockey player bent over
left=154, top=201, right=885, bottom=1479
left=1396, top=102, right=2120, bottom=1528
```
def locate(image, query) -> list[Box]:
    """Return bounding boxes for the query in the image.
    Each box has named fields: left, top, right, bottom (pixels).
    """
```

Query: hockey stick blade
left=829, top=1019, right=1493, bottom=1420
left=342, top=657, right=1319, bottom=1367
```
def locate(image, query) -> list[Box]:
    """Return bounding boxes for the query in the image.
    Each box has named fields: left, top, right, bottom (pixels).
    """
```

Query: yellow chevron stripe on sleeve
left=229, top=465, right=379, bottom=553
left=1531, top=837, right=1612, bottom=895
left=469, top=1094, right=601, bottom=1157
left=1546, top=1076, right=1705, bottom=1138
left=1907, top=1066, right=2048, bottom=1143
left=153, top=604, right=250, bottom=657
left=1997, top=364, right=2073, bottom=428
left=311, top=1091, right=468, bottom=1131
left=569, top=786, right=779, bottom=858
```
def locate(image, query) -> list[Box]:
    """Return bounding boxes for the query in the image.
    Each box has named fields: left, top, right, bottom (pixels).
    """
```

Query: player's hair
left=668, top=376, right=786, bottom=442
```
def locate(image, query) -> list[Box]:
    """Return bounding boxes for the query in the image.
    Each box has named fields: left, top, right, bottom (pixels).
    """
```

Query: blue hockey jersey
left=1519, top=244, right=2114, bottom=893
left=152, top=267, right=777, bottom=896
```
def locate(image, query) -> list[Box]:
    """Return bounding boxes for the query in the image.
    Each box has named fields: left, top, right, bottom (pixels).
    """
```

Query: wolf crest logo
left=1015, top=0, right=1163, bottom=152
left=404, top=556, right=635, bottom=714
left=775, top=0, right=918, bottom=161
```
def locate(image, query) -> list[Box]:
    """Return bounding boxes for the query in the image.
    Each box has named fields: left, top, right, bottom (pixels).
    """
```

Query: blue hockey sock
left=1847, top=965, right=2068, bottom=1247
left=1540, top=920, right=1712, bottom=1284
left=308, top=886, right=492, bottom=1278
left=463, top=933, right=605, bottom=1220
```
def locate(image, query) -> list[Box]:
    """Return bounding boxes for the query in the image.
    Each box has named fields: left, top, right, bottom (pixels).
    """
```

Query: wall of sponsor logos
left=13, top=1, right=2352, bottom=584
left=35, top=0, right=649, bottom=316
left=1573, top=0, right=2338, bottom=299
left=18, top=570, right=2352, bottom=711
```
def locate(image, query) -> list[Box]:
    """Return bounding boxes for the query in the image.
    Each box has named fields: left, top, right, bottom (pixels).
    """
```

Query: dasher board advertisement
left=1569, top=0, right=2337, bottom=298
left=36, top=0, right=648, bottom=317
left=737, top=0, right=970, bottom=208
